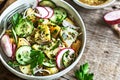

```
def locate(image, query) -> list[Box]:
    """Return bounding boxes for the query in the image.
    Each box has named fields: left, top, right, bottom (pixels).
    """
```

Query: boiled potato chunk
left=34, top=24, right=51, bottom=44
left=49, top=25, right=61, bottom=38
left=19, top=65, right=31, bottom=74
left=65, top=18, right=74, bottom=25
left=71, top=40, right=81, bottom=56
left=60, top=27, right=78, bottom=47
left=17, top=38, right=30, bottom=48
left=26, top=8, right=36, bottom=22
left=46, top=67, right=59, bottom=74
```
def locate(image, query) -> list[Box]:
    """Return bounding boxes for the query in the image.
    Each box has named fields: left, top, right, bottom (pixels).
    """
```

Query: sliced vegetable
left=62, top=49, right=75, bottom=67
left=60, top=27, right=78, bottom=47
left=50, top=7, right=67, bottom=24
left=26, top=8, right=36, bottom=22
left=11, top=27, right=17, bottom=43
left=44, top=47, right=60, bottom=59
left=56, top=48, right=75, bottom=69
left=12, top=43, right=16, bottom=59
left=17, top=38, right=30, bottom=48
left=49, top=25, right=61, bottom=38
left=38, top=0, right=56, bottom=8
left=45, top=67, right=59, bottom=74
left=104, top=10, right=120, bottom=25
left=19, top=65, right=31, bottom=74
left=71, top=40, right=81, bottom=56
left=15, top=20, right=34, bottom=37
left=16, top=46, right=31, bottom=65
left=43, top=60, right=56, bottom=67
left=34, top=24, right=51, bottom=44
left=35, top=7, right=49, bottom=18
left=62, top=19, right=80, bottom=30
left=45, top=7, right=54, bottom=18
left=1, top=34, right=13, bottom=57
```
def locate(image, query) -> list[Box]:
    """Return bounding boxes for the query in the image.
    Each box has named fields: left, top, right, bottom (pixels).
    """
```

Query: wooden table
left=0, top=0, right=120, bottom=80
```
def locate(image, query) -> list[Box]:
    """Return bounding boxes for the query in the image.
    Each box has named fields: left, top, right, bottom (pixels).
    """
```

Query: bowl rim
left=0, top=0, right=86, bottom=79
left=73, top=0, right=116, bottom=9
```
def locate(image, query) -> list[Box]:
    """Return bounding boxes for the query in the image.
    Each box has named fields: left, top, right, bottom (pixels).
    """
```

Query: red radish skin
left=35, top=7, right=49, bottom=18
left=1, top=35, right=13, bottom=57
left=104, top=10, right=120, bottom=25
left=56, top=48, right=75, bottom=69
left=45, top=7, right=54, bottom=18
left=11, top=43, right=16, bottom=59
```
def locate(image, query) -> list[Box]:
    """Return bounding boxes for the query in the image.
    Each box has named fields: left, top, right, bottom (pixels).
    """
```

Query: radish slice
left=35, top=7, right=49, bottom=18
left=104, top=10, right=120, bottom=25
left=45, top=7, right=54, bottom=18
left=56, top=48, right=75, bottom=69
left=12, top=43, right=16, bottom=59
left=1, top=35, right=13, bottom=57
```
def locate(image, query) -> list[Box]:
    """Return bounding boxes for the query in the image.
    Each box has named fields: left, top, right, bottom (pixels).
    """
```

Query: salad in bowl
left=0, top=0, right=86, bottom=79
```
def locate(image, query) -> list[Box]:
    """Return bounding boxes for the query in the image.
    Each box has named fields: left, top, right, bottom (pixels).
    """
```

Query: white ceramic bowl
left=73, top=0, right=115, bottom=9
left=0, top=0, right=86, bottom=80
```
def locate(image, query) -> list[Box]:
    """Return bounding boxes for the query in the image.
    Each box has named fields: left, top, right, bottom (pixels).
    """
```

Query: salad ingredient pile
left=0, top=0, right=82, bottom=76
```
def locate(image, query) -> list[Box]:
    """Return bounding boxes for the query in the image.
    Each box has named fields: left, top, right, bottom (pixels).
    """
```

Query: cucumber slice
left=16, top=46, right=32, bottom=65
left=43, top=61, right=56, bottom=68
left=38, top=0, right=56, bottom=8
left=62, top=48, right=75, bottom=67
left=15, top=21, right=34, bottom=37
left=50, top=7, right=67, bottom=24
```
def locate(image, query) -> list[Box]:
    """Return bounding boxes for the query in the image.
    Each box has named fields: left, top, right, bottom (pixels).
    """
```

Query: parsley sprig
left=74, top=63, right=94, bottom=80
left=30, top=50, right=45, bottom=69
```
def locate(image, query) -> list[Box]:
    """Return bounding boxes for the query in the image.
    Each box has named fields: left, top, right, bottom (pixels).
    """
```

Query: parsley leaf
left=8, top=61, right=20, bottom=68
left=30, top=50, right=45, bottom=69
left=11, top=13, right=22, bottom=27
left=74, top=63, right=94, bottom=80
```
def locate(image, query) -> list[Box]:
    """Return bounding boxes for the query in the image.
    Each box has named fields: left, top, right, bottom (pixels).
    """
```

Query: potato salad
left=0, top=0, right=82, bottom=76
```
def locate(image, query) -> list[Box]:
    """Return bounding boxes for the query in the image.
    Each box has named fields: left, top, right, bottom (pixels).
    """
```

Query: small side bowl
left=73, top=0, right=115, bottom=9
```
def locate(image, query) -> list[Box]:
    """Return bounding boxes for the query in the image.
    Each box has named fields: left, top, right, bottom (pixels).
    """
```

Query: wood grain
left=0, top=0, right=120, bottom=80
left=0, top=0, right=16, bottom=14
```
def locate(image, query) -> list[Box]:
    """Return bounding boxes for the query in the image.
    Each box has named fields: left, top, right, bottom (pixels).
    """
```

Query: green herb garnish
left=50, top=40, right=60, bottom=50
left=8, top=61, right=20, bottom=68
left=38, top=19, right=44, bottom=23
left=30, top=50, right=45, bottom=69
left=74, top=63, right=94, bottom=80
left=11, top=13, right=22, bottom=27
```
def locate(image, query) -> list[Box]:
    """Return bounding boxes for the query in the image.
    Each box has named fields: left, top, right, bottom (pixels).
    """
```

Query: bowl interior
left=0, top=0, right=86, bottom=79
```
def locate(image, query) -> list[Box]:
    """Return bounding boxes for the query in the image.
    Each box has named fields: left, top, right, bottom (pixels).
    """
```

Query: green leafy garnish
left=50, top=40, right=60, bottom=50
left=8, top=61, right=20, bottom=68
left=30, top=50, right=45, bottom=69
left=11, top=13, right=22, bottom=27
left=74, top=63, right=94, bottom=80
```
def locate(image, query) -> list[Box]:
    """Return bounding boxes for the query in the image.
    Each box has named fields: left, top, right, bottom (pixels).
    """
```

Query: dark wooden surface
left=0, top=0, right=120, bottom=80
